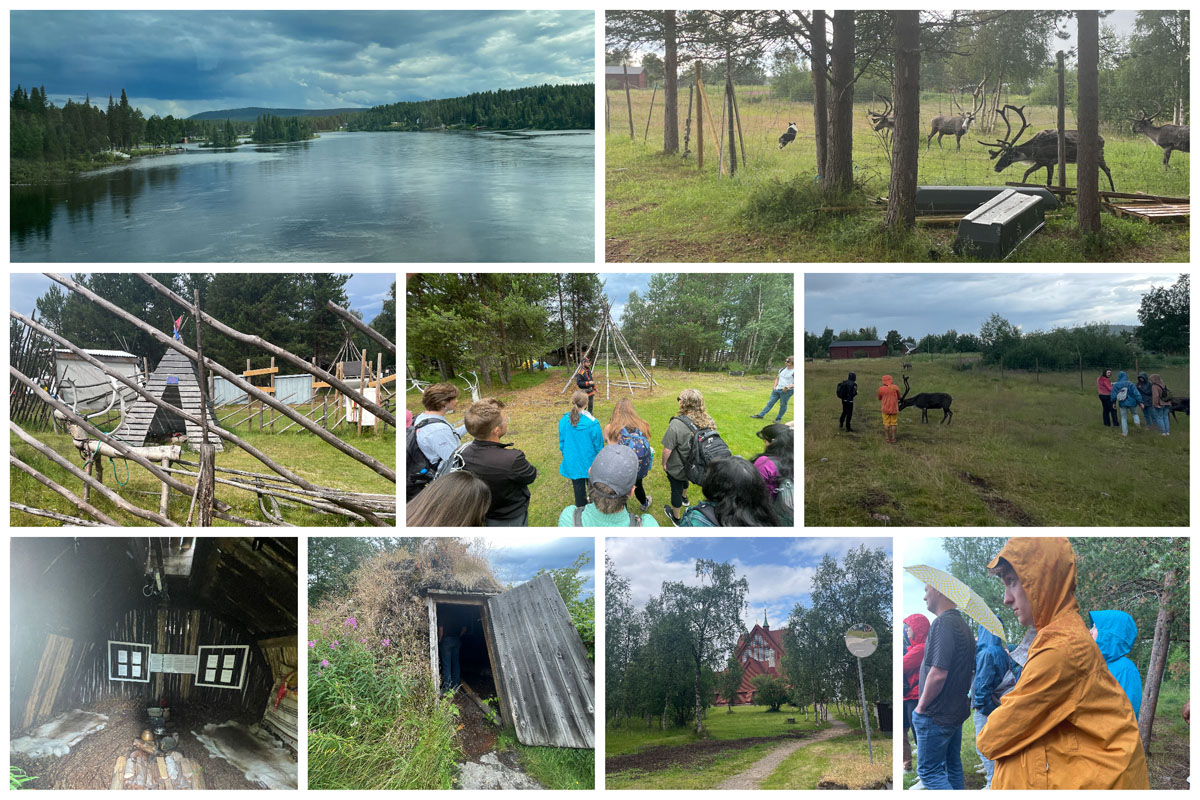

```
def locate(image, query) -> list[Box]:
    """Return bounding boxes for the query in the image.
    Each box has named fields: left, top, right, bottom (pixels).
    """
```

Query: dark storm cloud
left=804, top=273, right=1182, bottom=340
left=11, top=11, right=594, bottom=118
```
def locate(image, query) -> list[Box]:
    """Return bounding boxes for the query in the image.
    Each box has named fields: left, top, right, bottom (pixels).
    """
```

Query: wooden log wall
left=257, top=635, right=298, bottom=751
left=70, top=606, right=273, bottom=717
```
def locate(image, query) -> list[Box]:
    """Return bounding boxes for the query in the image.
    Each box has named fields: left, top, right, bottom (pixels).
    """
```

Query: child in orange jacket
left=878, top=375, right=901, bottom=443
left=977, top=538, right=1149, bottom=789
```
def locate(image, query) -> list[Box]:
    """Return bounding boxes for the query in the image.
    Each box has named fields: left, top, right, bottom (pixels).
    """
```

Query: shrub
left=751, top=674, right=790, bottom=712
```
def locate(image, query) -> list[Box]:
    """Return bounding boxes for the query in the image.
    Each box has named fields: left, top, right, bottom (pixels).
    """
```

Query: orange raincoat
left=878, top=375, right=900, bottom=414
left=977, top=538, right=1149, bottom=789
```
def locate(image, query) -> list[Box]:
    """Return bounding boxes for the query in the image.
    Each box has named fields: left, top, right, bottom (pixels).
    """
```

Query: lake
left=10, top=130, right=595, bottom=262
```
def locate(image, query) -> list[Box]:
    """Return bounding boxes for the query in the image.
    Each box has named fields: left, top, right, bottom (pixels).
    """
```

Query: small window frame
left=194, top=644, right=249, bottom=690
left=108, top=640, right=152, bottom=683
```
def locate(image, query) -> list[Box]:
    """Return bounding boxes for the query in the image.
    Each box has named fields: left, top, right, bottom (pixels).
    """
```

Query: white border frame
left=193, top=643, right=250, bottom=690
left=106, top=639, right=152, bottom=684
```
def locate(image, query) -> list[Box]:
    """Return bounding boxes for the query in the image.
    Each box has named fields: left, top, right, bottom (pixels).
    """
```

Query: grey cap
left=588, top=444, right=639, bottom=498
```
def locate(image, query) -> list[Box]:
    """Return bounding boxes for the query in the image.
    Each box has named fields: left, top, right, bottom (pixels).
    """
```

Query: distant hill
left=188, top=107, right=364, bottom=121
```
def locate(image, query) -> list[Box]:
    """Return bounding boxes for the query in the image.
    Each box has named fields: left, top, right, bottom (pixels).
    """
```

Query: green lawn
left=606, top=741, right=778, bottom=790
left=408, top=367, right=792, bottom=527
left=10, top=421, right=395, bottom=526
left=805, top=355, right=1189, bottom=526
left=762, top=733, right=893, bottom=790
left=495, top=730, right=595, bottom=790
left=607, top=704, right=823, bottom=757
left=607, top=89, right=1188, bottom=263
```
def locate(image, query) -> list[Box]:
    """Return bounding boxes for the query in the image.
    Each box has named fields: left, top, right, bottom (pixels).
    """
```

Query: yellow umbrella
left=904, top=564, right=1005, bottom=638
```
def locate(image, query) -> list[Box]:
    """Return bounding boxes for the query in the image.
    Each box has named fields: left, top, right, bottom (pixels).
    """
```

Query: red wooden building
left=605, top=65, right=648, bottom=89
left=829, top=340, right=888, bottom=359
left=717, top=620, right=788, bottom=706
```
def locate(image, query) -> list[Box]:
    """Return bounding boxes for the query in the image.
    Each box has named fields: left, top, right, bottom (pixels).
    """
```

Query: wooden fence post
left=198, top=443, right=215, bottom=527
left=246, top=359, right=252, bottom=432
left=270, top=356, right=276, bottom=433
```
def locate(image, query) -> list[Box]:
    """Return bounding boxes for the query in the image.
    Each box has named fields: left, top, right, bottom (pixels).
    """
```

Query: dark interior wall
left=69, top=605, right=273, bottom=720
left=435, top=602, right=495, bottom=696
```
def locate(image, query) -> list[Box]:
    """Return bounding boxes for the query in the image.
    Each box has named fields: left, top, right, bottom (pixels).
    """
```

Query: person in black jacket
left=576, top=358, right=596, bottom=414
left=837, top=372, right=858, bottom=432
left=457, top=398, right=538, bottom=526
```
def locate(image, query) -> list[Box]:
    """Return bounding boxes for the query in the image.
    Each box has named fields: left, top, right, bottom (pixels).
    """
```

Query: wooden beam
left=242, top=366, right=280, bottom=377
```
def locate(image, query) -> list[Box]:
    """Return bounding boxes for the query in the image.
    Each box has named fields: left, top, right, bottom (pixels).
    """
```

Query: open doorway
left=435, top=602, right=497, bottom=702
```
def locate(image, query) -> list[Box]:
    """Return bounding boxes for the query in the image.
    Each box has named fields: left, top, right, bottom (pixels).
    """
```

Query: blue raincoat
left=1091, top=609, right=1143, bottom=719
left=1109, top=371, right=1143, bottom=408
left=972, top=627, right=1012, bottom=716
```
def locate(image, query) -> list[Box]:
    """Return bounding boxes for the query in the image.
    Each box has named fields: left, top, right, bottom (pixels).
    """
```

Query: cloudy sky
left=484, top=536, right=595, bottom=597
left=805, top=273, right=1181, bottom=340
left=11, top=11, right=594, bottom=119
left=9, top=272, right=394, bottom=323
left=607, top=537, right=892, bottom=633
left=900, top=536, right=952, bottom=634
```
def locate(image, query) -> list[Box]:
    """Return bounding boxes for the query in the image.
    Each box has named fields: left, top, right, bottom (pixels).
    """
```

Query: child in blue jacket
left=559, top=390, right=604, bottom=508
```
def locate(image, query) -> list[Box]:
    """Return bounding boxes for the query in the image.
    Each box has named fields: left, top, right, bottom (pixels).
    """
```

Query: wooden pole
left=159, top=457, right=170, bottom=518
left=325, top=300, right=396, bottom=355
left=47, top=274, right=395, bottom=483
left=644, top=83, right=658, bottom=143
left=269, top=356, right=276, bottom=433
left=605, top=92, right=610, bottom=133
left=696, top=63, right=704, bottom=170
left=731, top=78, right=747, bottom=168
left=376, top=352, right=384, bottom=435
left=623, top=63, right=635, bottom=140
left=246, top=359, right=253, bottom=432
left=697, top=71, right=723, bottom=175
left=1056, top=51, right=1066, bottom=190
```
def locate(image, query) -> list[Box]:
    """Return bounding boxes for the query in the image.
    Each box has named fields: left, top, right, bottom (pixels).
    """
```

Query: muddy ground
left=606, top=731, right=814, bottom=774
left=9, top=696, right=285, bottom=790
left=454, top=692, right=498, bottom=759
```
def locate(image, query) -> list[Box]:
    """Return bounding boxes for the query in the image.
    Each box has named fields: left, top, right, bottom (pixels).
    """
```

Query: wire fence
left=606, top=82, right=1190, bottom=197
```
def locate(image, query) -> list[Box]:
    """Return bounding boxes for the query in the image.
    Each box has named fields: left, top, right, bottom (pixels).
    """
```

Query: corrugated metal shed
left=486, top=574, right=594, bottom=749
left=211, top=375, right=248, bottom=406
left=274, top=374, right=313, bottom=405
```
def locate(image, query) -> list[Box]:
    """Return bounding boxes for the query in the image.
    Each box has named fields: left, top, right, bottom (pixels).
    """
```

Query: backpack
left=435, top=440, right=473, bottom=479
left=618, top=427, right=654, bottom=479
left=1115, top=386, right=1129, bottom=403
left=405, top=417, right=455, bottom=500
left=1159, top=384, right=1170, bottom=401
left=682, top=502, right=720, bottom=527
left=573, top=506, right=642, bottom=527
left=672, top=415, right=732, bottom=485
left=836, top=381, right=849, bottom=400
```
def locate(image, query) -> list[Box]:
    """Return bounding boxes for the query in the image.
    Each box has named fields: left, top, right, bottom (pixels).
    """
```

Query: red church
left=718, top=616, right=788, bottom=706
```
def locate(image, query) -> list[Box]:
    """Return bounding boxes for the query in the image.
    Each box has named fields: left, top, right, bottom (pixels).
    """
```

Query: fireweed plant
left=307, top=616, right=460, bottom=789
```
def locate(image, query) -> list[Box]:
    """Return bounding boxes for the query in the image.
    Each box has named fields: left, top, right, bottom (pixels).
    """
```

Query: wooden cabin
left=10, top=537, right=298, bottom=790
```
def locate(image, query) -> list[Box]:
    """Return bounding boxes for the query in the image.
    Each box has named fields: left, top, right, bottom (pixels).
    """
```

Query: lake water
left=11, top=130, right=595, bottom=262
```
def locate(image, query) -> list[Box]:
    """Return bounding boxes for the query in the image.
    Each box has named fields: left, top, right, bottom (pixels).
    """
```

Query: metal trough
left=953, top=189, right=1046, bottom=260
left=916, top=185, right=1059, bottom=214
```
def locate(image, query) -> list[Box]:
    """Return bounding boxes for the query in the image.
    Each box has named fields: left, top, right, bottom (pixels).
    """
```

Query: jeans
left=840, top=400, right=855, bottom=429
left=1098, top=394, right=1118, bottom=427
left=973, top=709, right=995, bottom=789
left=439, top=636, right=461, bottom=690
left=758, top=388, right=793, bottom=419
left=1154, top=405, right=1170, bottom=434
left=1117, top=405, right=1139, bottom=436
left=912, top=711, right=964, bottom=790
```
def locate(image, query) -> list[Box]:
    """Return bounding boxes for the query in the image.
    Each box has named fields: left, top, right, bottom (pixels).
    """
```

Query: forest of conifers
left=10, top=81, right=594, bottom=178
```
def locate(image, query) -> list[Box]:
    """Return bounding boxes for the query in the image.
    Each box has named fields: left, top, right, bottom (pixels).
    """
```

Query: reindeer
left=902, top=362, right=913, bottom=372
left=979, top=104, right=1115, bottom=191
left=868, top=95, right=894, bottom=132
left=898, top=374, right=953, bottom=424
left=927, top=84, right=985, bottom=151
left=1168, top=396, right=1189, bottom=421
left=1131, top=102, right=1190, bottom=169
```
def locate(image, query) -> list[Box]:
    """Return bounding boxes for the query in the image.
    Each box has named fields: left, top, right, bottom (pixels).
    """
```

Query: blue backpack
left=618, top=427, right=654, bottom=479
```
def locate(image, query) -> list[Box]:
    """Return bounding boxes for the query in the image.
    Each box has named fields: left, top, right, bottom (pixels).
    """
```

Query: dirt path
left=714, top=718, right=850, bottom=791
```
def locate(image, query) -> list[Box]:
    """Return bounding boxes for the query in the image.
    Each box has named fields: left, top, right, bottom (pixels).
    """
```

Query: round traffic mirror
left=844, top=623, right=878, bottom=658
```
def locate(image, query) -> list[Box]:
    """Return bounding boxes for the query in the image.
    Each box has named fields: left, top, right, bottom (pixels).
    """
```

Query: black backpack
left=405, top=417, right=454, bottom=500
left=572, top=506, right=642, bottom=527
left=672, top=415, right=732, bottom=485
left=1159, top=383, right=1170, bottom=401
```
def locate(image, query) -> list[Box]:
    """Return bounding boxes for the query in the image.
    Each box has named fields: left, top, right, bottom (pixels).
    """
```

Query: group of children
left=904, top=537, right=1154, bottom=791
left=406, top=381, right=794, bottom=527
left=836, top=371, right=905, bottom=443
left=1098, top=368, right=1175, bottom=436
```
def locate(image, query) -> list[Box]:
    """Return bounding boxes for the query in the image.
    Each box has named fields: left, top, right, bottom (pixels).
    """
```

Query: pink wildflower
left=381, top=638, right=391, bottom=647
left=320, top=659, right=330, bottom=668
left=308, top=640, right=315, bottom=649
left=330, top=641, right=339, bottom=649
left=345, top=616, right=358, bottom=629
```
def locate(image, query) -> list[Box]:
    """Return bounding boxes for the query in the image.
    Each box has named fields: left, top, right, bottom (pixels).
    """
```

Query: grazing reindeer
left=1168, top=396, right=1189, bottom=421
left=1131, top=103, right=1190, bottom=169
left=979, top=104, right=1115, bottom=191
left=868, top=95, right=894, bottom=132
left=927, top=84, right=984, bottom=151
left=902, top=362, right=913, bottom=372
left=898, top=374, right=953, bottom=424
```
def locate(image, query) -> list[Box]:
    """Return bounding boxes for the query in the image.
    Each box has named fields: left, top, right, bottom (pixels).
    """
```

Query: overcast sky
left=9, top=272, right=394, bottom=324
left=608, top=537, right=892, bottom=633
left=12, top=11, right=594, bottom=119
left=483, top=536, right=595, bottom=597
left=804, top=273, right=1181, bottom=340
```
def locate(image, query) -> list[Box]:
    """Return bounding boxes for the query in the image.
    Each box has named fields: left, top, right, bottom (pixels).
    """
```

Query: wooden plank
left=157, top=756, right=169, bottom=783
left=112, top=756, right=127, bottom=790
left=372, top=374, right=397, bottom=387
left=242, top=366, right=280, bottom=377
left=312, top=381, right=331, bottom=389
left=486, top=573, right=594, bottom=748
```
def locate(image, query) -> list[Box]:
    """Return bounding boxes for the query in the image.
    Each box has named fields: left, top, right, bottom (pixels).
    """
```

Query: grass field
left=607, top=704, right=826, bottom=757
left=10, top=419, right=396, bottom=526
left=805, top=355, right=1189, bottom=526
left=761, top=733, right=892, bottom=789
left=495, top=730, right=595, bottom=790
left=606, top=88, right=1189, bottom=262
left=407, top=367, right=792, bottom=527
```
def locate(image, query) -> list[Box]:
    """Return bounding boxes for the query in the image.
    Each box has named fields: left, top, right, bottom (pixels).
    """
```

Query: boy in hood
left=877, top=375, right=901, bottom=444
left=1109, top=371, right=1144, bottom=437
left=977, top=538, right=1149, bottom=789
left=837, top=372, right=858, bottom=432
left=1090, top=609, right=1143, bottom=720
left=971, top=627, right=1015, bottom=789
left=902, top=613, right=930, bottom=771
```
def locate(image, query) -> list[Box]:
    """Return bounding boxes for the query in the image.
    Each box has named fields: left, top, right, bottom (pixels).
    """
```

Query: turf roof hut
left=342, top=543, right=594, bottom=749
left=10, top=537, right=298, bottom=790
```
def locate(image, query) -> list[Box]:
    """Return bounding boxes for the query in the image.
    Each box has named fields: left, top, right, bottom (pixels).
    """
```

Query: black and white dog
left=778, top=122, right=797, bottom=150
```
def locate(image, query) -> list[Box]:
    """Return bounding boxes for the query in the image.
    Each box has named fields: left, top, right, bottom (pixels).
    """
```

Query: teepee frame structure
left=560, top=298, right=658, bottom=399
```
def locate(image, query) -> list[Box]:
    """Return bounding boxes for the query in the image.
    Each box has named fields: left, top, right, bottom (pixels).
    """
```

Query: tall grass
left=606, top=88, right=1188, bottom=262
left=805, top=355, right=1189, bottom=526
left=307, top=620, right=461, bottom=790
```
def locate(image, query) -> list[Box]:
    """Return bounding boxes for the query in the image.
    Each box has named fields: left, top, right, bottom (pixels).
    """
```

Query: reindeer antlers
left=1132, top=101, right=1163, bottom=122
left=977, top=104, right=1029, bottom=153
